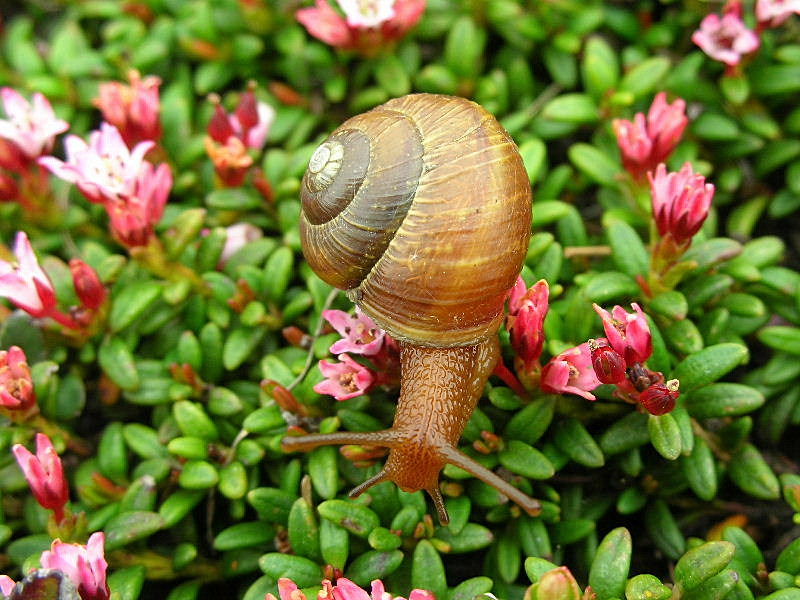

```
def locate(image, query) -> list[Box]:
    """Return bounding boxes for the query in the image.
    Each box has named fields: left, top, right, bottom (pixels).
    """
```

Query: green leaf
left=344, top=550, right=404, bottom=587
left=214, top=522, right=274, bottom=551
left=178, top=460, right=219, bottom=489
left=519, top=138, right=547, bottom=184
left=692, top=112, right=740, bottom=141
left=554, top=418, right=604, bottom=467
left=498, top=440, right=555, bottom=479
left=107, top=566, right=146, bottom=600
left=258, top=553, right=322, bottom=588
left=318, top=499, right=379, bottom=537
left=173, top=401, right=218, bottom=441
left=728, top=444, right=780, bottom=500
left=320, top=519, right=349, bottom=569
left=98, top=337, right=140, bottom=391
left=98, top=422, right=129, bottom=482
left=247, top=487, right=295, bottom=525
left=582, top=36, right=619, bottom=98
left=288, top=498, right=321, bottom=560
left=682, top=436, right=717, bottom=501
left=583, top=271, right=640, bottom=303
left=600, top=412, right=650, bottom=455
left=645, top=500, right=685, bottom=560
left=625, top=574, right=672, bottom=600
left=542, top=93, right=599, bottom=123
left=434, top=522, right=494, bottom=553
left=158, top=489, right=205, bottom=527
left=606, top=220, right=650, bottom=278
left=109, top=281, right=163, bottom=332
left=504, top=397, right=555, bottom=445
left=684, top=384, right=764, bottom=419
left=105, top=511, right=165, bottom=551
left=412, top=540, right=447, bottom=597
left=674, top=541, right=735, bottom=592
left=589, top=527, right=631, bottom=600
left=758, top=326, right=800, bottom=355
left=308, top=446, right=339, bottom=500
left=618, top=57, right=671, bottom=97
left=568, top=143, right=620, bottom=185
left=672, top=343, right=748, bottom=392
left=648, top=414, right=682, bottom=460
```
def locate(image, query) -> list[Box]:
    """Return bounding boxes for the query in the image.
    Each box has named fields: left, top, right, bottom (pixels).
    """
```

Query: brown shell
left=300, top=93, right=532, bottom=347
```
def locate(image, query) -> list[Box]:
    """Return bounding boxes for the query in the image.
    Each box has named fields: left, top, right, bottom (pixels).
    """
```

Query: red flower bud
left=639, top=379, right=680, bottom=415
left=69, top=259, right=107, bottom=310
left=589, top=339, right=627, bottom=384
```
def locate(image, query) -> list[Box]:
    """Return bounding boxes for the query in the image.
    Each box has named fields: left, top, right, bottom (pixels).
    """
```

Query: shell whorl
left=300, top=93, right=532, bottom=347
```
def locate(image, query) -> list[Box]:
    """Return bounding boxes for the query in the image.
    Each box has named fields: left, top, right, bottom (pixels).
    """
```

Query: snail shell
left=300, top=93, right=532, bottom=346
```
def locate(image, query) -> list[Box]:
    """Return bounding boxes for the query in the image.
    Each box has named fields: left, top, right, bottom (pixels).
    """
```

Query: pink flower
left=324, top=308, right=386, bottom=355
left=297, top=0, right=426, bottom=55
left=207, top=89, right=275, bottom=151
left=266, top=578, right=434, bottom=600
left=593, top=303, right=653, bottom=367
left=314, top=354, right=375, bottom=400
left=0, top=231, right=58, bottom=318
left=12, top=433, right=69, bottom=522
left=0, top=88, right=68, bottom=167
left=540, top=343, right=601, bottom=401
left=692, top=10, right=760, bottom=66
left=0, top=575, right=16, bottom=596
left=105, top=162, right=172, bottom=247
left=507, top=278, right=549, bottom=370
left=69, top=259, right=107, bottom=310
left=649, top=162, right=714, bottom=246
left=0, top=345, right=36, bottom=411
left=94, top=70, right=162, bottom=146
left=613, top=92, right=688, bottom=181
left=40, top=533, right=109, bottom=600
left=756, top=0, right=800, bottom=27
left=219, top=223, right=263, bottom=266
left=39, top=122, right=154, bottom=204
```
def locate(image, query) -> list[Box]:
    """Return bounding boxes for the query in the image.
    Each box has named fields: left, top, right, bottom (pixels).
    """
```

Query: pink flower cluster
left=40, top=121, right=171, bottom=248
left=692, top=1, right=760, bottom=68
left=1, top=533, right=109, bottom=600
left=613, top=92, right=688, bottom=182
left=505, top=278, right=678, bottom=414
left=756, top=0, right=800, bottom=28
left=268, top=576, right=433, bottom=600
left=297, top=0, right=426, bottom=55
left=205, top=88, right=275, bottom=187
left=314, top=308, right=399, bottom=401
left=590, top=304, right=679, bottom=415
left=0, top=232, right=106, bottom=328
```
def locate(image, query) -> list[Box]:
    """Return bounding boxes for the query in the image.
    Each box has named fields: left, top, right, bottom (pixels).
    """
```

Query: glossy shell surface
left=300, top=93, right=532, bottom=346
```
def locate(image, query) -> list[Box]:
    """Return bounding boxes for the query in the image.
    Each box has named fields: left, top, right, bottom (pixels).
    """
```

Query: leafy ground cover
left=1, top=1, right=800, bottom=600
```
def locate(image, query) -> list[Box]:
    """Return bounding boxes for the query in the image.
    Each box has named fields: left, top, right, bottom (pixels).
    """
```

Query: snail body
left=282, top=94, right=539, bottom=523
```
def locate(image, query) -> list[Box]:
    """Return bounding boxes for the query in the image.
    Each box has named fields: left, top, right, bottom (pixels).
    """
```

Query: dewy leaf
left=672, top=343, right=749, bottom=392
left=542, top=93, right=599, bottom=123
left=674, top=541, right=735, bottom=591
left=588, top=527, right=631, bottom=600
left=568, top=143, right=620, bottom=186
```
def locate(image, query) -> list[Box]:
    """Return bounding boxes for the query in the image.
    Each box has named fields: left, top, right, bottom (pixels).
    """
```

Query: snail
left=282, top=93, right=539, bottom=524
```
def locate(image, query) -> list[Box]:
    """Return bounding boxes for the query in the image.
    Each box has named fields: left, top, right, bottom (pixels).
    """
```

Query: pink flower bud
left=314, top=354, right=375, bottom=400
left=40, top=532, right=109, bottom=600
left=0, top=345, right=36, bottom=410
left=639, top=379, right=680, bottom=415
left=105, top=162, right=172, bottom=247
left=12, top=433, right=69, bottom=522
left=508, top=279, right=549, bottom=371
left=94, top=70, right=162, bottom=146
left=649, top=162, right=714, bottom=246
left=613, top=92, right=687, bottom=181
left=69, top=259, right=107, bottom=310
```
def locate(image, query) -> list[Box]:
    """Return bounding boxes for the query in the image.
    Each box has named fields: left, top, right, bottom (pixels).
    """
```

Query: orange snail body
left=282, top=94, right=538, bottom=523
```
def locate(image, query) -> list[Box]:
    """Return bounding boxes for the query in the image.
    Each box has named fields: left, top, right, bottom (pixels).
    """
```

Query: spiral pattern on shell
left=300, top=93, right=532, bottom=347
